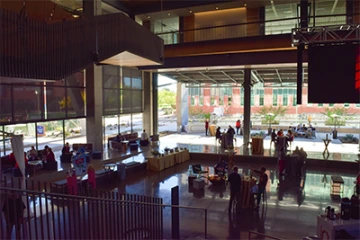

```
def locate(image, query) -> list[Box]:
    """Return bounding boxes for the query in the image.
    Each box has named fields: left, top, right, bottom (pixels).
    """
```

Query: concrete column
left=84, top=0, right=103, bottom=150
left=243, top=69, right=251, bottom=146
left=143, top=72, right=153, bottom=135
left=152, top=73, right=159, bottom=134
left=176, top=82, right=188, bottom=132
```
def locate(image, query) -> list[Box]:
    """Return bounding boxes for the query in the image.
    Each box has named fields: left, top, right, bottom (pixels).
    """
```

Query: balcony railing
left=156, top=13, right=359, bottom=45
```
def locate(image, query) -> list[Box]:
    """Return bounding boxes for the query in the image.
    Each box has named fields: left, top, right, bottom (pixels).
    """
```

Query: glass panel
left=283, top=96, right=288, bottom=106
left=104, top=115, right=119, bottom=142
left=211, top=96, right=216, bottom=106
left=66, top=72, right=85, bottom=87
left=67, top=87, right=85, bottom=117
left=46, top=86, right=66, bottom=119
left=103, top=66, right=119, bottom=88
left=36, top=120, right=64, bottom=160
left=318, top=103, right=323, bottom=107
left=121, top=90, right=132, bottom=113
left=104, top=89, right=120, bottom=115
left=131, top=90, right=143, bottom=112
left=132, top=113, right=143, bottom=136
left=293, top=95, right=297, bottom=106
left=199, top=96, right=204, bottom=106
left=2, top=123, right=35, bottom=155
left=228, top=96, right=232, bottom=106
left=219, top=97, right=223, bottom=106
left=0, top=85, right=12, bottom=122
left=13, top=85, right=42, bottom=121
left=64, top=118, right=86, bottom=151
left=120, top=114, right=131, bottom=134
left=122, top=68, right=132, bottom=89
left=132, top=70, right=142, bottom=90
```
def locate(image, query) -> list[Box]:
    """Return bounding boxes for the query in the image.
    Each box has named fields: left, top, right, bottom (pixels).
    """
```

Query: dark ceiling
left=160, top=67, right=308, bottom=86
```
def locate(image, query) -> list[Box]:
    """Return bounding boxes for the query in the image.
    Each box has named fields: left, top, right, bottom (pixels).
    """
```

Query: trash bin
left=117, top=163, right=126, bottom=181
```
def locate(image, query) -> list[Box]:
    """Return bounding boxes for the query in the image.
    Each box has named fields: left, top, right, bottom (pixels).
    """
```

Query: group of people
left=293, top=124, right=316, bottom=138
left=227, top=165, right=268, bottom=213
left=215, top=125, right=236, bottom=148
left=205, top=119, right=244, bottom=137
left=271, top=128, right=294, bottom=150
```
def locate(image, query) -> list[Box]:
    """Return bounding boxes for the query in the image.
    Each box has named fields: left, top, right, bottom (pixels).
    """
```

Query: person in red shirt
left=46, top=148, right=56, bottom=162
left=235, top=120, right=241, bottom=135
left=205, top=119, right=209, bottom=136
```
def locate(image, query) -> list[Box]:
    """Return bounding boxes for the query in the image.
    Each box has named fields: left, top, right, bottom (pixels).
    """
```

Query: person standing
left=250, top=166, right=268, bottom=210
left=205, top=119, right=209, bottom=136
left=2, top=193, right=26, bottom=239
left=228, top=166, right=242, bottom=213
left=235, top=120, right=241, bottom=135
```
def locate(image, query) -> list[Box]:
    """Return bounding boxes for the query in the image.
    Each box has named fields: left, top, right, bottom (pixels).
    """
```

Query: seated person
left=215, top=127, right=222, bottom=143
left=140, top=130, right=149, bottom=146
left=41, top=145, right=49, bottom=159
left=115, top=134, right=122, bottom=142
left=28, top=146, right=38, bottom=161
left=214, top=158, right=228, bottom=175
left=45, top=148, right=56, bottom=162
left=305, top=128, right=313, bottom=138
left=8, top=152, right=17, bottom=166
left=62, top=142, right=71, bottom=154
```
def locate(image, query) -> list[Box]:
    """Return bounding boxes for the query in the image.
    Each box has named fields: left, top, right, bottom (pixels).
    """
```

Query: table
left=28, top=160, right=43, bottom=175
left=322, top=139, right=331, bottom=155
left=147, top=150, right=190, bottom=172
left=317, top=215, right=360, bottom=240
left=239, top=176, right=257, bottom=208
left=209, top=125, right=216, bottom=136
left=251, top=137, right=264, bottom=154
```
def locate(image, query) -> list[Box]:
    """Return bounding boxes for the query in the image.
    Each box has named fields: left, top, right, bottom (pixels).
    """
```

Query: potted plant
left=257, top=105, right=287, bottom=135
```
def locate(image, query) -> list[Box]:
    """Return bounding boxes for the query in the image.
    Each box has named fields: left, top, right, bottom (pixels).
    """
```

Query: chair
left=44, top=161, right=58, bottom=171
left=151, top=134, right=160, bottom=146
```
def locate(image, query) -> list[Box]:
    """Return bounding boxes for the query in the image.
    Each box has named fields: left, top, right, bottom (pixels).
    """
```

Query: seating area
left=72, top=143, right=93, bottom=152
left=107, top=132, right=141, bottom=150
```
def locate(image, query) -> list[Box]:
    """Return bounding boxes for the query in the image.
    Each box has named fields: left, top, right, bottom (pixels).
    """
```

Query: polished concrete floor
left=107, top=158, right=358, bottom=240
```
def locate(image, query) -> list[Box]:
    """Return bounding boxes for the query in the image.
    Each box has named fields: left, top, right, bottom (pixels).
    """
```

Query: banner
left=72, top=151, right=87, bottom=176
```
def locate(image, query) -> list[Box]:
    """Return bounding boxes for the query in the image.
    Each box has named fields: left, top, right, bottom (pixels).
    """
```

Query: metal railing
left=248, top=230, right=283, bottom=240
left=0, top=177, right=209, bottom=239
left=156, top=13, right=359, bottom=45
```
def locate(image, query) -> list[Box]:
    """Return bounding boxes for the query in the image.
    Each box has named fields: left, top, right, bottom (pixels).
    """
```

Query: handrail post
left=204, top=209, right=207, bottom=239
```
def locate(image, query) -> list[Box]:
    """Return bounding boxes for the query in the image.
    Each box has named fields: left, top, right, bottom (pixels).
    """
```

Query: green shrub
left=261, top=120, right=279, bottom=125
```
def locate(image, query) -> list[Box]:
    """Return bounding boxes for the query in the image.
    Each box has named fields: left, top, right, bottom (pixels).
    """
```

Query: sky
left=158, top=74, right=177, bottom=92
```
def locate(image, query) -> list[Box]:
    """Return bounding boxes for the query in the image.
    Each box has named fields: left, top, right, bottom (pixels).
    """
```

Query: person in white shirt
left=140, top=130, right=149, bottom=146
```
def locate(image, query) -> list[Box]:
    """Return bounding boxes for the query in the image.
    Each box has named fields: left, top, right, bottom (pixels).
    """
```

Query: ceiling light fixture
left=216, top=6, right=219, bottom=10
left=147, top=16, right=151, bottom=19
left=244, top=4, right=247, bottom=7
left=189, top=10, right=192, bottom=13
left=168, top=13, right=171, bottom=16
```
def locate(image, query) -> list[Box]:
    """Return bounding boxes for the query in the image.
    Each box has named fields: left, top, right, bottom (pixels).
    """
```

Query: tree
left=322, top=106, right=353, bottom=126
left=158, top=89, right=176, bottom=109
left=257, top=105, right=287, bottom=124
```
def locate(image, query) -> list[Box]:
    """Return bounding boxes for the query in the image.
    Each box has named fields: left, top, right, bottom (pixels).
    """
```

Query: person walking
left=205, top=119, right=209, bottom=136
left=249, top=166, right=268, bottom=210
left=228, top=166, right=242, bottom=213
left=235, top=120, right=241, bottom=135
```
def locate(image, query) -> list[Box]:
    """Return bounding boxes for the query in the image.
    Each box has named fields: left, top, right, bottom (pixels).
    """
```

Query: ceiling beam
left=251, top=71, right=262, bottom=83
left=254, top=70, right=264, bottom=83
left=275, top=69, right=282, bottom=83
left=178, top=73, right=200, bottom=84
left=221, top=71, right=237, bottom=84
left=199, top=72, right=218, bottom=84
left=331, top=0, right=339, bottom=14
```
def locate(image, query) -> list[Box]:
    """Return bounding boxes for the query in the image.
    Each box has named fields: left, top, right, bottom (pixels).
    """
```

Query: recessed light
left=147, top=16, right=150, bottom=19
left=215, top=6, right=219, bottom=10
left=189, top=10, right=192, bottom=13
left=244, top=4, right=247, bottom=7
left=168, top=13, right=171, bottom=16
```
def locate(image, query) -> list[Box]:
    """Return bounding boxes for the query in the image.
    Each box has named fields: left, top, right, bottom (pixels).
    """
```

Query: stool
left=193, top=178, right=205, bottom=190
left=331, top=175, right=344, bottom=196
left=91, top=151, right=102, bottom=160
left=130, top=143, right=138, bottom=151
left=188, top=175, right=197, bottom=187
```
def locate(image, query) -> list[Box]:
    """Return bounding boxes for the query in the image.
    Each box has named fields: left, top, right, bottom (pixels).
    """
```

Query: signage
left=72, top=153, right=87, bottom=176
left=37, top=125, right=45, bottom=135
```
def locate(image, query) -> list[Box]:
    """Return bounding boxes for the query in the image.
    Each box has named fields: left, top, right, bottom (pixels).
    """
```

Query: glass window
left=228, top=96, right=232, bottom=106
left=240, top=88, right=244, bottom=106
left=103, top=65, right=120, bottom=88
left=293, top=95, right=297, bottom=106
left=272, top=89, right=278, bottom=106
left=211, top=96, right=216, bottom=106
left=104, top=89, right=120, bottom=115
left=121, top=90, right=132, bottom=113
left=259, top=90, right=264, bottom=106
left=13, top=85, right=42, bottom=121
left=344, top=103, right=350, bottom=108
left=0, top=85, right=12, bottom=122
left=318, top=103, right=323, bottom=107
left=251, top=89, right=254, bottom=106
left=131, top=90, right=143, bottom=112
left=36, top=120, right=64, bottom=160
left=65, top=119, right=85, bottom=146
left=46, top=87, right=66, bottom=119
left=132, top=113, right=143, bottom=136
left=219, top=97, right=224, bottom=106
left=66, top=72, right=85, bottom=87
left=67, top=87, right=85, bottom=118
left=132, top=70, right=142, bottom=90
left=191, top=96, right=195, bottom=106
left=283, top=95, right=288, bottom=106
left=199, top=96, right=203, bottom=106
left=329, top=103, right=334, bottom=107
left=119, top=114, right=131, bottom=134
left=356, top=104, right=360, bottom=108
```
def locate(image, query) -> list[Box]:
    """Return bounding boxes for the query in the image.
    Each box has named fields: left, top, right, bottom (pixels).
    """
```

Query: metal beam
left=275, top=69, right=282, bottom=83
left=199, top=72, right=218, bottom=84
left=254, top=70, right=265, bottom=83
left=178, top=73, right=200, bottom=84
left=221, top=71, right=237, bottom=84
